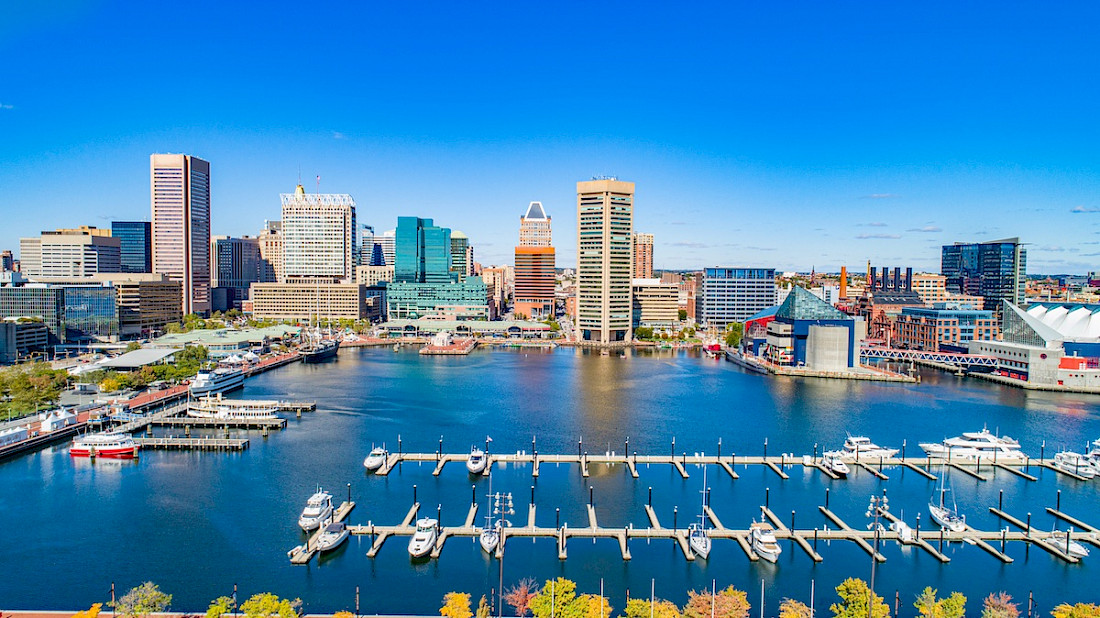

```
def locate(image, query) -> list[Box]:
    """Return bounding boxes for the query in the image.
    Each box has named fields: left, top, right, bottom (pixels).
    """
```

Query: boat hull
left=316, top=529, right=349, bottom=552
left=302, top=342, right=340, bottom=363
left=69, top=446, right=138, bottom=458
left=189, top=373, right=245, bottom=396
left=363, top=454, right=386, bottom=470
left=479, top=530, right=499, bottom=555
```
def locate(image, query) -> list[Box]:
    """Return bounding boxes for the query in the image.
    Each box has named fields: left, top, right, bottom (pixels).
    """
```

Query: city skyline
left=2, top=4, right=1100, bottom=273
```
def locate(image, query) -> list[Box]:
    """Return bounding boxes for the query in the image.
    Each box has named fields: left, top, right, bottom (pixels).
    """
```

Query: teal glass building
left=389, top=217, right=487, bottom=320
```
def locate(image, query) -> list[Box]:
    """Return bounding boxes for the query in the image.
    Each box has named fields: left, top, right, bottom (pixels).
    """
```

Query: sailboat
left=480, top=473, right=513, bottom=555
left=688, top=464, right=711, bottom=558
left=928, top=470, right=966, bottom=532
left=300, top=285, right=340, bottom=363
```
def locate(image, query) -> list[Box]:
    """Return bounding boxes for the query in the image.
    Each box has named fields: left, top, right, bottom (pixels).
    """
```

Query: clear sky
left=2, top=2, right=1099, bottom=274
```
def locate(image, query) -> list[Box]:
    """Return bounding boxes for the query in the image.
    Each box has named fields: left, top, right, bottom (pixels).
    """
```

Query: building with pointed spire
left=514, top=201, right=556, bottom=319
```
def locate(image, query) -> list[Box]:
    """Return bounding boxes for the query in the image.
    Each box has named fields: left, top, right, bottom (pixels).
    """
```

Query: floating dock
left=133, top=436, right=249, bottom=451
left=288, top=501, right=356, bottom=564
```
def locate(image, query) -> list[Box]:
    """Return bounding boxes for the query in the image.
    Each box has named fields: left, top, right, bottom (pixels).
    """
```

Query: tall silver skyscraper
left=151, top=154, right=211, bottom=315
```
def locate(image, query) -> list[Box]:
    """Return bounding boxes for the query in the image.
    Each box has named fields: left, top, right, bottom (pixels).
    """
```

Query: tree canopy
left=109, top=582, right=172, bottom=618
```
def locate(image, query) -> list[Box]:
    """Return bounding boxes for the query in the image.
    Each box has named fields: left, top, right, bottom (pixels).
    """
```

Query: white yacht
left=466, top=445, right=488, bottom=475
left=480, top=521, right=501, bottom=555
left=408, top=518, right=439, bottom=558
left=363, top=446, right=388, bottom=471
left=189, top=368, right=246, bottom=396
left=928, top=472, right=966, bottom=532
left=821, top=452, right=850, bottom=478
left=315, top=521, right=349, bottom=552
left=188, top=394, right=279, bottom=420
left=688, top=465, right=711, bottom=559
left=749, top=521, right=782, bottom=563
left=841, top=435, right=900, bottom=460
left=1053, top=451, right=1097, bottom=479
left=298, top=490, right=334, bottom=532
left=919, top=428, right=1026, bottom=462
left=1047, top=529, right=1090, bottom=558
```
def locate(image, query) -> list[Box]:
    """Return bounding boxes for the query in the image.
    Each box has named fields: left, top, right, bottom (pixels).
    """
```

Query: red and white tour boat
left=70, top=432, right=139, bottom=458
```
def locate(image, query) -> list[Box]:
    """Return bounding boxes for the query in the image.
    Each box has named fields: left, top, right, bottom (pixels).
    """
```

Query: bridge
left=860, top=346, right=997, bottom=367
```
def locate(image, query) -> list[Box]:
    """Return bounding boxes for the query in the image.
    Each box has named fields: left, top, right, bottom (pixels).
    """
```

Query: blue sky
left=2, top=2, right=1099, bottom=273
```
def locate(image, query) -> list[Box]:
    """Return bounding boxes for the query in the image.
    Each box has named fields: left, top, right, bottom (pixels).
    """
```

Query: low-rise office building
left=631, top=278, right=679, bottom=328
left=0, top=320, right=50, bottom=363
left=893, top=304, right=998, bottom=352
left=249, top=283, right=371, bottom=321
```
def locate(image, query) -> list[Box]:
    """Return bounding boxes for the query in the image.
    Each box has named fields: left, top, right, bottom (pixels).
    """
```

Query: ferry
left=189, top=368, right=245, bottom=396
left=188, top=394, right=279, bottom=420
left=840, top=435, right=899, bottom=460
left=919, top=427, right=1026, bottom=462
left=70, top=432, right=139, bottom=458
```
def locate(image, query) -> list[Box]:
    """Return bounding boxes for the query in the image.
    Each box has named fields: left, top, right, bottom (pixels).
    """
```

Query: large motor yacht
left=919, top=428, right=1025, bottom=462
left=408, top=518, right=439, bottom=558
left=840, top=435, right=900, bottom=460
left=298, top=490, right=334, bottom=532
left=749, top=521, right=782, bottom=563
left=189, top=368, right=245, bottom=396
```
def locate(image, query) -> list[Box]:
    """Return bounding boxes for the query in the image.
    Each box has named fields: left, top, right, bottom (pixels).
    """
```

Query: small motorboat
left=822, top=452, right=850, bottom=478
left=315, top=521, right=349, bottom=552
left=363, top=446, right=388, bottom=471
left=298, top=490, right=334, bottom=532
left=750, top=520, right=782, bottom=563
left=408, top=518, right=439, bottom=558
left=1047, top=528, right=1090, bottom=558
left=466, top=446, right=488, bottom=475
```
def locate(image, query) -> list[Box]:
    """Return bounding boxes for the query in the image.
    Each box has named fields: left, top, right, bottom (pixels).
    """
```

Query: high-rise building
left=941, top=238, right=1027, bottom=311
left=395, top=217, right=452, bottom=283
left=19, top=227, right=121, bottom=278
left=1, top=250, right=12, bottom=272
left=514, top=201, right=556, bottom=319
left=633, top=232, right=654, bottom=279
left=112, top=221, right=152, bottom=273
left=151, top=153, right=212, bottom=315
left=377, top=229, right=396, bottom=267
left=387, top=217, right=487, bottom=320
left=576, top=178, right=634, bottom=344
left=17, top=238, right=41, bottom=277
left=257, top=220, right=283, bottom=283
left=697, top=267, right=777, bottom=329
left=281, top=184, right=357, bottom=283
left=212, top=236, right=262, bottom=301
left=450, top=232, right=472, bottom=280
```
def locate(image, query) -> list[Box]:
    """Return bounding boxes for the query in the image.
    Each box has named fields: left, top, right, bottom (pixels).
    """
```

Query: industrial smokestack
left=905, top=267, right=913, bottom=292
left=893, top=267, right=901, bottom=291
left=840, top=266, right=848, bottom=299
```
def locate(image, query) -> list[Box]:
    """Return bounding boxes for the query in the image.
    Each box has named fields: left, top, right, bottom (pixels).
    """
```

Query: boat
left=69, top=432, right=139, bottom=458
left=688, top=465, right=711, bottom=559
left=298, top=490, right=334, bottom=532
left=703, top=339, right=723, bottom=359
left=301, top=338, right=340, bottom=363
left=1052, top=451, right=1097, bottom=479
left=928, top=471, right=966, bottom=532
left=749, top=520, right=782, bottom=563
left=189, top=368, right=245, bottom=396
left=919, top=427, right=1026, bottom=462
left=408, top=517, right=439, bottom=558
left=315, top=520, right=349, bottom=552
left=363, top=445, right=388, bottom=471
left=479, top=474, right=513, bottom=555
left=188, top=394, right=279, bottom=420
left=466, top=444, right=488, bottom=475
left=821, top=452, right=850, bottom=478
left=1047, top=529, right=1090, bottom=558
left=840, top=435, right=900, bottom=460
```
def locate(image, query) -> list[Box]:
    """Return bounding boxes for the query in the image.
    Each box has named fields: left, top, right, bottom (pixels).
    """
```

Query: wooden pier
left=133, top=436, right=249, bottom=451
left=288, top=501, right=356, bottom=564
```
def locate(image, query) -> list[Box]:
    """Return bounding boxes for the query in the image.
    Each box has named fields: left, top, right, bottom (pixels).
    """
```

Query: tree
left=682, top=586, right=750, bottom=618
left=622, top=598, right=681, bottom=618
left=240, top=593, right=301, bottom=618
left=505, top=578, right=538, bottom=617
left=634, top=327, right=654, bottom=340
left=725, top=323, right=744, bottom=348
left=530, top=578, right=577, bottom=618
left=206, top=596, right=236, bottom=618
left=109, top=582, right=172, bottom=618
left=126, top=341, right=143, bottom=352
left=73, top=603, right=103, bottom=618
left=477, top=596, right=492, bottom=618
left=678, top=309, right=688, bottom=321
left=333, top=612, right=354, bottom=618
left=915, top=588, right=966, bottom=618
left=574, top=594, right=612, bottom=618
left=1051, top=603, right=1100, bottom=618
left=779, top=599, right=813, bottom=618
left=829, top=578, right=889, bottom=618
left=981, top=593, right=1019, bottom=618
left=441, top=592, right=473, bottom=618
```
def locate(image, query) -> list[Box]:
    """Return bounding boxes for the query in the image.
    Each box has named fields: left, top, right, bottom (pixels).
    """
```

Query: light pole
left=865, top=491, right=889, bottom=615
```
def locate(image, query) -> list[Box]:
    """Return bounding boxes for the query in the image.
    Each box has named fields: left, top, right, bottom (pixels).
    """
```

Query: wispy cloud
left=1037, top=245, right=1066, bottom=252
left=1071, top=205, right=1100, bottom=213
left=1081, top=252, right=1100, bottom=257
left=862, top=193, right=900, bottom=199
left=855, top=233, right=902, bottom=240
left=0, top=103, right=13, bottom=110
left=669, top=221, right=686, bottom=225
left=907, top=225, right=942, bottom=233
left=669, top=241, right=709, bottom=249
left=332, top=131, right=346, bottom=140
left=746, top=246, right=778, bottom=252
left=856, top=222, right=888, bottom=227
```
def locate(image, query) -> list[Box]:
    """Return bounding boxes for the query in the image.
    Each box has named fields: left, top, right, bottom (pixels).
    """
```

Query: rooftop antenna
left=316, top=174, right=321, bottom=193
left=297, top=164, right=301, bottom=186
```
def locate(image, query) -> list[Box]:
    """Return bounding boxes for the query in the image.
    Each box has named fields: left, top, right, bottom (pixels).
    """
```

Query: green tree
left=725, top=323, right=744, bottom=348
left=441, top=592, right=473, bottom=618
left=206, top=596, right=236, bottom=618
left=1051, top=603, right=1100, bottom=618
left=240, top=593, right=301, bottom=618
left=126, top=341, right=143, bottom=352
left=634, top=327, right=654, bottom=340
left=477, top=596, right=492, bottom=618
left=682, top=586, right=750, bottom=618
left=915, top=588, right=966, bottom=618
left=530, top=578, right=577, bottom=618
left=0, top=362, right=69, bottom=417
left=981, top=593, right=1019, bottom=618
left=829, top=578, right=889, bottom=618
left=622, top=598, right=681, bottom=618
left=678, top=309, right=688, bottom=321
left=779, top=599, right=813, bottom=618
left=109, top=582, right=172, bottom=618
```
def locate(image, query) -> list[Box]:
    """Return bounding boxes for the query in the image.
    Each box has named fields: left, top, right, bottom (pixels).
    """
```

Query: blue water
left=2, top=347, right=1099, bottom=613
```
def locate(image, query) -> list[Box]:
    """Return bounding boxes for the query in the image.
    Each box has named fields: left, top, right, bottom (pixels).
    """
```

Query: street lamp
left=865, top=491, right=889, bottom=614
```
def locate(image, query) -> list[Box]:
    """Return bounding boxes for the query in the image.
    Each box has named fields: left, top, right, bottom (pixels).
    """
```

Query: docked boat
left=69, top=432, right=139, bottom=458
left=703, top=339, right=723, bottom=358
left=189, top=368, right=245, bottom=396
left=301, top=338, right=340, bottom=363
left=749, top=521, right=782, bottom=563
left=840, top=435, right=899, bottom=460
left=1052, top=451, right=1097, bottom=479
left=1047, top=529, right=1090, bottom=558
left=315, top=521, right=349, bottom=553
left=298, top=490, right=334, bottom=532
left=928, top=472, right=966, bottom=532
left=688, top=465, right=711, bottom=558
left=363, top=446, right=388, bottom=471
left=919, top=427, right=1025, bottom=462
left=188, top=394, right=279, bottom=420
left=821, top=452, right=850, bottom=478
left=408, top=517, right=439, bottom=558
left=479, top=473, right=512, bottom=555
left=467, top=445, right=488, bottom=475
left=480, top=521, right=501, bottom=555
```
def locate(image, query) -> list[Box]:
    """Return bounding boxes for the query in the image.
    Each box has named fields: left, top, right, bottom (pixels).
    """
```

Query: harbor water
left=3, top=347, right=1099, bottom=612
